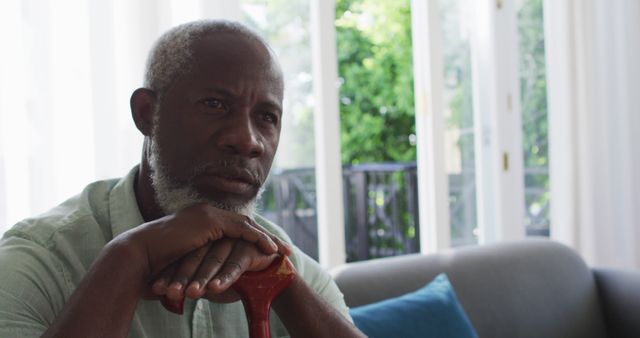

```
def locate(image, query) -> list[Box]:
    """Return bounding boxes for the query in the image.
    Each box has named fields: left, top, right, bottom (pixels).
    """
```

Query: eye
left=262, top=112, right=279, bottom=125
left=202, top=98, right=226, bottom=110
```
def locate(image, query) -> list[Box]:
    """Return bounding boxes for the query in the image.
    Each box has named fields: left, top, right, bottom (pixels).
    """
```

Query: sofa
left=330, top=238, right=640, bottom=338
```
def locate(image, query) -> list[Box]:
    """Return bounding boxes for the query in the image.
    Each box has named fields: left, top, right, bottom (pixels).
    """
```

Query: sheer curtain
left=544, top=0, right=640, bottom=269
left=0, top=0, right=235, bottom=234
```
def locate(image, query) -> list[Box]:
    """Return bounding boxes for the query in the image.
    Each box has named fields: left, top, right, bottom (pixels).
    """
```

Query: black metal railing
left=342, top=163, right=420, bottom=262
left=257, top=162, right=550, bottom=262
left=258, top=168, right=319, bottom=259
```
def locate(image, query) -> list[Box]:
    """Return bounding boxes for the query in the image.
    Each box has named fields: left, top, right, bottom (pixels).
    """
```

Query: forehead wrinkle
left=193, top=33, right=283, bottom=82
left=162, top=31, right=284, bottom=113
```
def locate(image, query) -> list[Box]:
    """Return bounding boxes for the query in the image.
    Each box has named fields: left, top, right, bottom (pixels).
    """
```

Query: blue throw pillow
left=350, top=274, right=478, bottom=338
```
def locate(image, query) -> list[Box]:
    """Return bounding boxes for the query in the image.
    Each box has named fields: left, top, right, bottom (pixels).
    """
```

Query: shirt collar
left=109, top=166, right=145, bottom=238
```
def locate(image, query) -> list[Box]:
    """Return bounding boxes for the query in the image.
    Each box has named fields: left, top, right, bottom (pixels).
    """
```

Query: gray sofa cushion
left=331, top=238, right=609, bottom=338
left=594, top=268, right=640, bottom=338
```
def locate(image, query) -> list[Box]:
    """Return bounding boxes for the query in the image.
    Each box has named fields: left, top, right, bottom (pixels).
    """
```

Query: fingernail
left=189, top=281, right=201, bottom=291
left=186, top=282, right=201, bottom=299
left=154, top=279, right=167, bottom=289
left=169, top=282, right=183, bottom=291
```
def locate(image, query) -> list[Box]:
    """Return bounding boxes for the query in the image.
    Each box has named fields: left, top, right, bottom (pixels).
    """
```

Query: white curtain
left=544, top=0, right=640, bottom=269
left=0, top=0, right=233, bottom=234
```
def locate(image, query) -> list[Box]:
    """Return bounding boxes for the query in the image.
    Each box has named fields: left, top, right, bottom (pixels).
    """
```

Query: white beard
left=147, top=133, right=260, bottom=217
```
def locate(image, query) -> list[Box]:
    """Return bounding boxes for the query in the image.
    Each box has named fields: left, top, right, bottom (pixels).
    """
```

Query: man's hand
left=120, top=203, right=289, bottom=278
left=148, top=238, right=284, bottom=305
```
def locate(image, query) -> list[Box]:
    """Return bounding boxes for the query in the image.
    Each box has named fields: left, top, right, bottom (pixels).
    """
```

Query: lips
left=205, top=175, right=254, bottom=194
left=198, top=168, right=262, bottom=195
left=208, top=169, right=260, bottom=185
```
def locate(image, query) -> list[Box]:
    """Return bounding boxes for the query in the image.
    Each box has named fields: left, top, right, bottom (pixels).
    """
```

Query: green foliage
left=519, top=0, right=548, bottom=170
left=336, top=0, right=550, bottom=231
left=336, top=0, right=416, bottom=164
left=518, top=0, right=550, bottom=226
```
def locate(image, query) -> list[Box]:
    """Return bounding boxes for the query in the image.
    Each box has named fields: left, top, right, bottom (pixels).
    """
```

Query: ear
left=130, top=88, right=158, bottom=136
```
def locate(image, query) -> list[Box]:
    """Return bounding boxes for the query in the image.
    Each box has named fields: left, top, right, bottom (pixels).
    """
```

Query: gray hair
left=143, top=19, right=270, bottom=94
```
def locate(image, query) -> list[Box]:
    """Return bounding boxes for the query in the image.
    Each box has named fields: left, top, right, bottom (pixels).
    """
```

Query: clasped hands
left=120, top=203, right=292, bottom=312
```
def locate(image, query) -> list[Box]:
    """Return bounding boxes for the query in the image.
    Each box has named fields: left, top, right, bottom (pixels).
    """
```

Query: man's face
left=148, top=33, right=284, bottom=215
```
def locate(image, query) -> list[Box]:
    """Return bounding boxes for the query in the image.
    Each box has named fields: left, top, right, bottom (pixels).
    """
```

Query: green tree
left=519, top=0, right=548, bottom=169
left=518, top=0, right=550, bottom=228
left=336, top=0, right=416, bottom=164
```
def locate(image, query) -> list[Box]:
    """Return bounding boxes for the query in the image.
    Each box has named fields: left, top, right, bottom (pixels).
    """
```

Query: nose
left=216, top=113, right=265, bottom=158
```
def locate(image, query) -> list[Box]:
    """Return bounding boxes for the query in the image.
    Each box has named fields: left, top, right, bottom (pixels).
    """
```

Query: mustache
left=190, top=159, right=265, bottom=187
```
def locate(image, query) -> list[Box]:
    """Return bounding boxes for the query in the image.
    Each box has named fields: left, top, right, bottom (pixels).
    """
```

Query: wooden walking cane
left=232, top=256, right=296, bottom=338
left=161, top=256, right=296, bottom=338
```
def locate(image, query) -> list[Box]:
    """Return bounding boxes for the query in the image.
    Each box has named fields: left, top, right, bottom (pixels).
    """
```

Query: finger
left=217, top=215, right=278, bottom=254
left=206, top=245, right=251, bottom=293
left=133, top=204, right=281, bottom=278
left=249, top=220, right=292, bottom=256
left=151, top=263, right=179, bottom=296
left=185, top=239, right=235, bottom=299
left=165, top=244, right=211, bottom=301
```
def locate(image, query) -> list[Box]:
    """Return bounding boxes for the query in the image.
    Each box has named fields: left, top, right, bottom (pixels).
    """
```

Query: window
left=518, top=0, right=550, bottom=236
left=440, top=0, right=479, bottom=246
left=336, top=0, right=418, bottom=261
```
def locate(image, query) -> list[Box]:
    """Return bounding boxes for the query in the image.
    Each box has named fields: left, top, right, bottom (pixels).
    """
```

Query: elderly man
left=0, top=20, right=364, bottom=338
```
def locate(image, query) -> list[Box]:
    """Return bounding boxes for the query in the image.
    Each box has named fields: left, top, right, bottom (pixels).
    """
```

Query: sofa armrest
left=593, top=268, right=640, bottom=338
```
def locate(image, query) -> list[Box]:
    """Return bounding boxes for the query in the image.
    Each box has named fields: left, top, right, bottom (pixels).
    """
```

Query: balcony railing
left=257, top=162, right=549, bottom=262
left=342, top=163, right=420, bottom=262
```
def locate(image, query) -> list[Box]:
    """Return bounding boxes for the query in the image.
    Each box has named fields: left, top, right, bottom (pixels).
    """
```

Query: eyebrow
left=259, top=101, right=283, bottom=115
left=204, top=87, right=282, bottom=114
left=204, top=87, right=234, bottom=97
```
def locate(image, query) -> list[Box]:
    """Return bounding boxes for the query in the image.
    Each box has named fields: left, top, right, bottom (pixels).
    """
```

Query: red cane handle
left=159, top=256, right=296, bottom=338
left=161, top=294, right=184, bottom=315
left=232, top=256, right=296, bottom=338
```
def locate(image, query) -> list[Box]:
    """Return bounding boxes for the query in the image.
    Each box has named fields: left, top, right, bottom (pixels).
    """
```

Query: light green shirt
left=0, top=167, right=350, bottom=337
